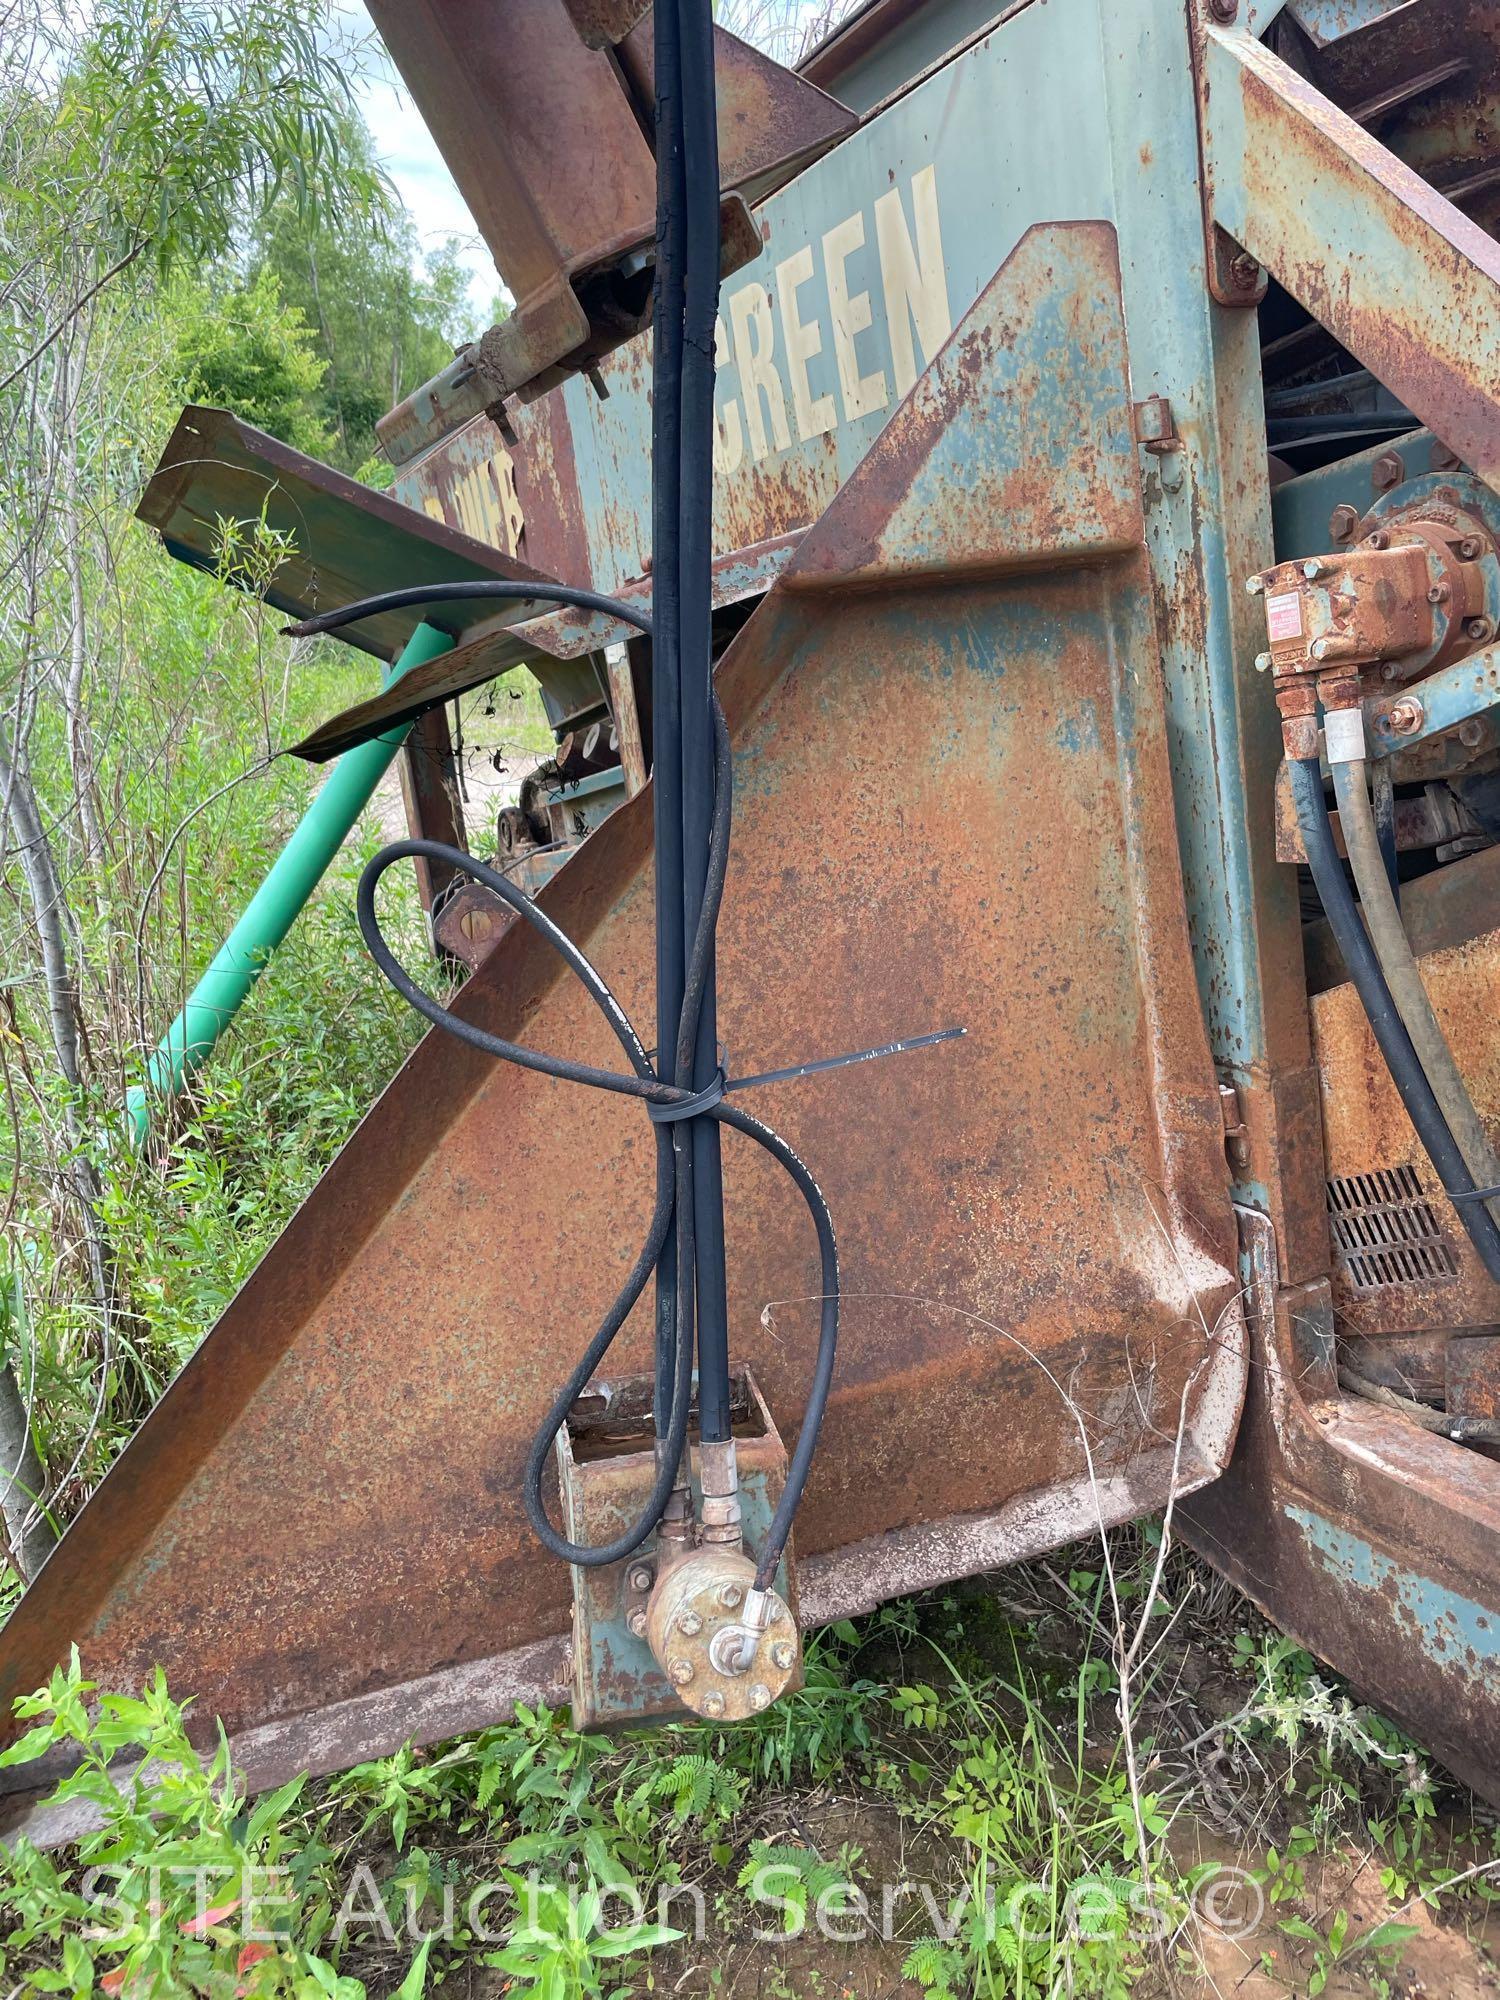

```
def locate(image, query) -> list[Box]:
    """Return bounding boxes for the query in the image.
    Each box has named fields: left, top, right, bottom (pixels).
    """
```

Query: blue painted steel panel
left=1288, top=1503, right=1500, bottom=1681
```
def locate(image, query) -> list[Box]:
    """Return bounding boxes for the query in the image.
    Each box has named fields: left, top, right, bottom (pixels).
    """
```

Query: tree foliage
left=0, top=1, right=413, bottom=1584
left=248, top=112, right=482, bottom=470
left=171, top=266, right=336, bottom=457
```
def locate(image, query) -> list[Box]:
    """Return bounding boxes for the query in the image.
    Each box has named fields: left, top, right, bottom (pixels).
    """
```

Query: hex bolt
left=1301, top=559, right=1325, bottom=581
left=771, top=1640, right=797, bottom=1671
left=1387, top=697, right=1425, bottom=736
left=669, top=1657, right=695, bottom=1686
left=1372, top=451, right=1404, bottom=492
left=1329, top=504, right=1359, bottom=543
left=1208, top=0, right=1237, bottom=16
left=677, top=1609, right=703, bottom=1637
left=717, top=1582, right=743, bottom=1611
left=1428, top=583, right=1450, bottom=605
left=1460, top=719, right=1485, bottom=748
left=1310, top=638, right=1332, bottom=661
left=1254, top=652, right=1273, bottom=673
left=628, top=1566, right=653, bottom=1594
left=626, top=1607, right=648, bottom=1638
left=1459, top=537, right=1482, bottom=560
left=701, top=1692, right=725, bottom=1718
left=1245, top=575, right=1266, bottom=596
left=1465, top=617, right=1494, bottom=643
left=1230, top=251, right=1259, bottom=288
left=748, top=1683, right=772, bottom=1711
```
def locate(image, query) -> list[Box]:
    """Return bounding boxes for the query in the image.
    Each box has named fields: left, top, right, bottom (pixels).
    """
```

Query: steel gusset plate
left=0, top=224, right=1244, bottom=1823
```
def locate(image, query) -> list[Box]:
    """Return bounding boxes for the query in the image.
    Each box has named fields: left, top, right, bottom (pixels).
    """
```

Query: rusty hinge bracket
left=1132, top=395, right=1182, bottom=455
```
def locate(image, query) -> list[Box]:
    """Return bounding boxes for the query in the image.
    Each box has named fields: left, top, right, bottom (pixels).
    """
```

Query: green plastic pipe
left=126, top=620, right=455, bottom=1147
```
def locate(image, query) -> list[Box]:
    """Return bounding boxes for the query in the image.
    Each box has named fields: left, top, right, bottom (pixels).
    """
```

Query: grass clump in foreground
left=2, top=1545, right=1498, bottom=1999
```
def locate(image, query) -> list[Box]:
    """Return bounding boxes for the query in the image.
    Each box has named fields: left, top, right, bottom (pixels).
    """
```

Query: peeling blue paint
left=1287, top=1505, right=1497, bottom=1676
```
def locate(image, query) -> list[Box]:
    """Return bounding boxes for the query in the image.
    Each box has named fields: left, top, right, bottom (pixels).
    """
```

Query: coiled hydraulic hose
left=1290, top=755, right=1500, bottom=1279
left=355, top=827, right=838, bottom=1585
left=306, top=575, right=839, bottom=1587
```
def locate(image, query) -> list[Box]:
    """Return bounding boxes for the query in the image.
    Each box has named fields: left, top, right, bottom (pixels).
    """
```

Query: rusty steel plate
left=0, top=224, right=1243, bottom=1791
left=137, top=407, right=558, bottom=660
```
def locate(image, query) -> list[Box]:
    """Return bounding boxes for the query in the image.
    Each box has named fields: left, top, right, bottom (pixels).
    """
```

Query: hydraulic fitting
left=644, top=1547, right=801, bottom=1720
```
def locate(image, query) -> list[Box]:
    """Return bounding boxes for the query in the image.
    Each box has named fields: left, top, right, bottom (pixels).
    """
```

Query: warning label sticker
left=1265, top=591, right=1304, bottom=643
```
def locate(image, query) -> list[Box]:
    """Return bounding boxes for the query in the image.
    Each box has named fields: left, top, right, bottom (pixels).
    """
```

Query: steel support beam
left=1200, top=24, right=1500, bottom=489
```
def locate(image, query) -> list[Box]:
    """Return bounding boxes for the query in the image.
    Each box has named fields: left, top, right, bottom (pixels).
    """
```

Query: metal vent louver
left=1326, top=1166, right=1460, bottom=1292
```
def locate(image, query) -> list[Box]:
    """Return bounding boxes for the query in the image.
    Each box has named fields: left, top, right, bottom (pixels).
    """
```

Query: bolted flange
left=643, top=1547, right=801, bottom=1721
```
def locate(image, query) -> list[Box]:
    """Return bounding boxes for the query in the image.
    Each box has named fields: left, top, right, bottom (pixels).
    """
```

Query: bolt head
left=1460, top=719, right=1485, bottom=748
left=628, top=1566, right=653, bottom=1594
left=701, top=1692, right=725, bottom=1718
left=1387, top=698, right=1425, bottom=736
left=1254, top=651, right=1273, bottom=673
left=1366, top=530, right=1389, bottom=550
left=1372, top=451, right=1404, bottom=492
left=717, top=1582, right=743, bottom=1611
left=748, top=1682, right=772, bottom=1711
left=1465, top=617, right=1494, bottom=643
left=1329, top=504, right=1359, bottom=543
left=1428, top=583, right=1450, bottom=604
left=771, top=1640, right=796, bottom=1671
left=669, top=1657, right=695, bottom=1686
left=1208, top=0, right=1237, bottom=16
left=677, top=1609, right=703, bottom=1637
left=1245, top=574, right=1266, bottom=596
left=1302, top=559, right=1324, bottom=581
left=1310, top=638, right=1332, bottom=661
left=1460, top=537, right=1483, bottom=560
left=627, top=1607, right=647, bottom=1638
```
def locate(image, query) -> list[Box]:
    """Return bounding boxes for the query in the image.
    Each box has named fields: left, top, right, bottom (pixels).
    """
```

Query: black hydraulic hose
left=651, top=0, right=689, bottom=1446
left=356, top=835, right=838, bottom=1579
left=677, top=0, right=732, bottom=1444
left=1291, top=756, right=1500, bottom=1279
left=288, top=580, right=652, bottom=642
left=717, top=1099, right=839, bottom=1592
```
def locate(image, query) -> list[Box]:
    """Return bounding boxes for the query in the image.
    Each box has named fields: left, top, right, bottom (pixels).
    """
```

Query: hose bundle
left=311, top=0, right=833, bottom=1595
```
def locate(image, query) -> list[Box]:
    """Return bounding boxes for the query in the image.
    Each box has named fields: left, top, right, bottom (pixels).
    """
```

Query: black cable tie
left=647, top=1070, right=727, bottom=1122
left=646, top=1026, right=965, bottom=1124
left=727, top=1024, right=966, bottom=1095
left=1449, top=1182, right=1500, bottom=1205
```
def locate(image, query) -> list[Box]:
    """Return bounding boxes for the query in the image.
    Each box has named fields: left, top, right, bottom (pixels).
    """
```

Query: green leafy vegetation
left=248, top=111, right=490, bottom=472
left=3, top=1566, right=1498, bottom=1996
left=0, top=0, right=540, bottom=1594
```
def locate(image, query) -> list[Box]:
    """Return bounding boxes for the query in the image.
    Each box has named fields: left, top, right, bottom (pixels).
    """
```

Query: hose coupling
left=644, top=1547, right=801, bottom=1719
